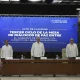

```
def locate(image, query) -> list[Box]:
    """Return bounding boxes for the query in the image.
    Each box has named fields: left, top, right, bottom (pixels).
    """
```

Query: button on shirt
left=31, top=42, right=45, bottom=57
left=66, top=43, right=78, bottom=57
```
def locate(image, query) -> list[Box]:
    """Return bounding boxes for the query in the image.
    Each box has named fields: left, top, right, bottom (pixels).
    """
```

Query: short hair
left=36, top=36, right=40, bottom=39
left=4, top=40, right=8, bottom=42
left=70, top=38, right=74, bottom=41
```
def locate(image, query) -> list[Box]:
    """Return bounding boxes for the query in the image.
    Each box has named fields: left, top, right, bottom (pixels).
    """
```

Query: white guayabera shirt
left=1, top=45, right=13, bottom=59
left=53, top=0, right=62, bottom=3
left=0, top=0, right=9, bottom=1
left=66, top=43, right=78, bottom=57
left=28, top=0, right=42, bottom=1
left=10, top=0, right=19, bottom=1
left=31, top=42, right=45, bottom=57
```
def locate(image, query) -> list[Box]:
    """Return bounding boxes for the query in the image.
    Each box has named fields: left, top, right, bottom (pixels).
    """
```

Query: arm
left=31, top=43, right=34, bottom=58
left=10, top=46, right=13, bottom=58
left=42, top=43, right=45, bottom=57
left=66, top=44, right=69, bottom=58
left=76, top=44, right=78, bottom=56
left=1, top=47, right=3, bottom=58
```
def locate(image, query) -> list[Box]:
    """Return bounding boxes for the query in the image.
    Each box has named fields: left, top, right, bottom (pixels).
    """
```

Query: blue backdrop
left=0, top=17, right=78, bottom=52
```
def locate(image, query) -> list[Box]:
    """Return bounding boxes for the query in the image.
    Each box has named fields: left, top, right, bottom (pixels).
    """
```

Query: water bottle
left=56, top=55, right=59, bottom=59
left=21, top=54, right=23, bottom=59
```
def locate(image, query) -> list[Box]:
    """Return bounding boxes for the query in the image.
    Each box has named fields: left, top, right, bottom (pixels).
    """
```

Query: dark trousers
left=68, top=57, right=76, bottom=64
left=33, top=57, right=55, bottom=77
left=69, top=57, right=75, bottom=60
left=34, top=57, right=40, bottom=60
left=68, top=57, right=77, bottom=75
left=33, top=57, right=41, bottom=76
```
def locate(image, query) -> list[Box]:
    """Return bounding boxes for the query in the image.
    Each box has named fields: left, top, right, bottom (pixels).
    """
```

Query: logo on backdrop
left=51, top=20, right=67, bottom=23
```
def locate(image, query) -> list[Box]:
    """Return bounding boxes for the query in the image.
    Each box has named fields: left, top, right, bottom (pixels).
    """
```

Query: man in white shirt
left=31, top=37, right=45, bottom=60
left=1, top=40, right=13, bottom=59
left=53, top=0, right=62, bottom=3
left=66, top=38, right=78, bottom=59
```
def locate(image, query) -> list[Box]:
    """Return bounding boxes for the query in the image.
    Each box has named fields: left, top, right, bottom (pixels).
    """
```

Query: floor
left=0, top=75, right=80, bottom=80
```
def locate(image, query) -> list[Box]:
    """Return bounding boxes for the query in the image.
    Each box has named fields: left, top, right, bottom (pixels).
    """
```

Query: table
left=0, top=59, right=80, bottom=76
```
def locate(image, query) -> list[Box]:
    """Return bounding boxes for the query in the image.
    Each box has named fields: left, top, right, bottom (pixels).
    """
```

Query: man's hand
left=31, top=56, right=34, bottom=59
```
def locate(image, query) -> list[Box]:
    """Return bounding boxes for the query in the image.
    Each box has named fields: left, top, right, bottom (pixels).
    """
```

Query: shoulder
left=8, top=45, right=12, bottom=48
left=73, top=43, right=77, bottom=46
left=40, top=42, right=44, bottom=45
left=32, top=42, right=36, bottom=45
left=66, top=44, right=70, bottom=46
left=2, top=45, right=5, bottom=48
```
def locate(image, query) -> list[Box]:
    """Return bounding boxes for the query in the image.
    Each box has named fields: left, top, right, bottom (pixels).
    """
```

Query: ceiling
left=0, top=4, right=79, bottom=15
